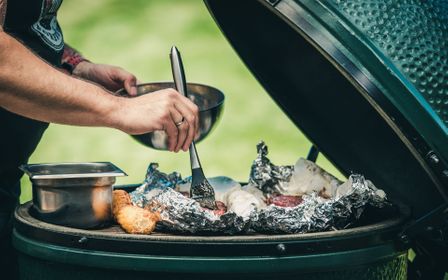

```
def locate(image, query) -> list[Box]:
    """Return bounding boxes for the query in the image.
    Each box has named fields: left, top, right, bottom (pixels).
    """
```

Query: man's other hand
left=73, top=62, right=138, bottom=96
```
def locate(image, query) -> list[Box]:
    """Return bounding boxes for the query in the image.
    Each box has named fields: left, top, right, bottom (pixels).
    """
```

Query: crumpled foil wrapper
left=130, top=163, right=250, bottom=234
left=130, top=163, right=183, bottom=208
left=251, top=174, right=389, bottom=234
left=147, top=188, right=250, bottom=234
left=130, top=142, right=390, bottom=235
left=249, top=141, right=294, bottom=194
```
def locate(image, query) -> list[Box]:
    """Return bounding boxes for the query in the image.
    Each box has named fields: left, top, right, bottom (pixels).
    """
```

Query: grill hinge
left=399, top=202, right=448, bottom=245
left=400, top=203, right=448, bottom=279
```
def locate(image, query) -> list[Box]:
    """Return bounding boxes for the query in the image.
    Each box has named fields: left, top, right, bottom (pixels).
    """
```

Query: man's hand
left=73, top=61, right=138, bottom=96
left=112, top=88, right=199, bottom=152
left=72, top=61, right=200, bottom=151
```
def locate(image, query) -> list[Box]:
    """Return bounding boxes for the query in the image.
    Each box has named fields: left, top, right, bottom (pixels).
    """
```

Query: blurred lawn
left=20, top=0, right=343, bottom=202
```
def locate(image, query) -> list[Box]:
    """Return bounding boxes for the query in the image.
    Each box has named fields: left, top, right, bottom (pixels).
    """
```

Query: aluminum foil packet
left=130, top=164, right=250, bottom=234
left=251, top=174, right=389, bottom=234
left=130, top=142, right=390, bottom=235
left=146, top=188, right=250, bottom=234
left=130, top=163, right=183, bottom=208
left=249, top=141, right=294, bottom=194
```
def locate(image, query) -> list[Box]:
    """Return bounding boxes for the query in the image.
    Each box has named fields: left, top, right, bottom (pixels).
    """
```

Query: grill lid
left=204, top=0, right=448, bottom=221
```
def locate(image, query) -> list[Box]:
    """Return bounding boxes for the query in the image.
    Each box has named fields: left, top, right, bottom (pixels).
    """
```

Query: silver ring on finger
left=175, top=117, right=185, bottom=127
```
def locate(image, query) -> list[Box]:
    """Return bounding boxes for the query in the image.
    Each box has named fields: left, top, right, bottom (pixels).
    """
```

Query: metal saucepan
left=115, top=82, right=225, bottom=150
left=20, top=162, right=127, bottom=229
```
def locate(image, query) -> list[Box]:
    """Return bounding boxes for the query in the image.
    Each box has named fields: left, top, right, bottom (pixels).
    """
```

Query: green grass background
left=20, top=0, right=344, bottom=202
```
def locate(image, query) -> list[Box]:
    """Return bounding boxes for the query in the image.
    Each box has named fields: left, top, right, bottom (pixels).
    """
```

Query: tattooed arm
left=0, top=0, right=199, bottom=151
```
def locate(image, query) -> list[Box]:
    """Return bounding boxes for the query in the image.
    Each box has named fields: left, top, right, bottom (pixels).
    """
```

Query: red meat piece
left=213, top=201, right=227, bottom=216
left=202, top=201, right=227, bottom=216
left=268, top=195, right=303, bottom=207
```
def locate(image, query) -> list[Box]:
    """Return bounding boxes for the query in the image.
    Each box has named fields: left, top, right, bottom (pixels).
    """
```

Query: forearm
left=0, top=0, right=200, bottom=151
left=0, top=31, right=119, bottom=128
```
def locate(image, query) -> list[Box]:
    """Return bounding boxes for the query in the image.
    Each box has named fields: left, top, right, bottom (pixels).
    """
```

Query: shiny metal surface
left=170, top=46, right=217, bottom=209
left=21, top=162, right=127, bottom=229
left=115, top=82, right=224, bottom=150
left=20, top=162, right=126, bottom=180
left=169, top=47, right=200, bottom=168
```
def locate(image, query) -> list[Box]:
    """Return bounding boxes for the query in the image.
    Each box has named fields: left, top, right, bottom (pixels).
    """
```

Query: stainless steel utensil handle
left=188, top=142, right=201, bottom=169
left=170, top=46, right=188, bottom=97
left=170, top=46, right=201, bottom=169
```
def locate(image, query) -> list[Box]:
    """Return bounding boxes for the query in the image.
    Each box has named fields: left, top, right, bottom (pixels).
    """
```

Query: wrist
left=61, top=46, right=90, bottom=75
left=72, top=61, right=93, bottom=79
left=101, top=94, right=127, bottom=132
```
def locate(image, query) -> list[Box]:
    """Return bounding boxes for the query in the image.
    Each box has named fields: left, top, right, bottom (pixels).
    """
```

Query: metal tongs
left=170, top=46, right=217, bottom=210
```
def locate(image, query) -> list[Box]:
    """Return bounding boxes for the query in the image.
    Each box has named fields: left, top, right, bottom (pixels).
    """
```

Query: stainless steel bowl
left=115, top=82, right=225, bottom=150
left=20, top=162, right=127, bottom=229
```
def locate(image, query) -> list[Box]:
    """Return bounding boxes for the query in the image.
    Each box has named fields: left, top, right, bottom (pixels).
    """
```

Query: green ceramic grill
left=12, top=1, right=448, bottom=279
left=204, top=0, right=448, bottom=277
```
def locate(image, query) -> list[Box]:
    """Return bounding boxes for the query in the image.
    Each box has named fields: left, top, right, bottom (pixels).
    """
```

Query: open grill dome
left=204, top=0, right=448, bottom=219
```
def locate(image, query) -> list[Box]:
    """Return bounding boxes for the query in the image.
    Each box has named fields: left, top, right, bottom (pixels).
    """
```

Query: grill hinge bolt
left=428, top=152, right=440, bottom=164
left=399, top=234, right=410, bottom=245
left=276, top=243, right=287, bottom=254
left=78, top=236, right=88, bottom=245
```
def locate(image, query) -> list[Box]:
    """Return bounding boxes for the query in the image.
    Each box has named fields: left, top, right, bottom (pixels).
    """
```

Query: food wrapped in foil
left=249, top=141, right=341, bottom=197
left=130, top=163, right=183, bottom=208
left=130, top=166, right=252, bottom=234
left=249, top=141, right=294, bottom=194
left=248, top=141, right=389, bottom=234
left=146, top=188, right=250, bottom=234
left=251, top=174, right=389, bottom=234
left=129, top=142, right=390, bottom=235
